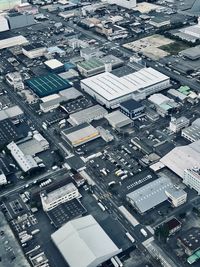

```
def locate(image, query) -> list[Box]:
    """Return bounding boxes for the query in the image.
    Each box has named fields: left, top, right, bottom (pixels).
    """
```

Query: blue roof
left=120, top=99, right=143, bottom=111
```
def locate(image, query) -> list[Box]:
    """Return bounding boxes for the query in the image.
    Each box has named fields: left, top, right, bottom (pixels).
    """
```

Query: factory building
left=0, top=105, right=24, bottom=124
left=6, top=12, right=35, bottom=29
left=81, top=67, right=170, bottom=108
left=0, top=35, right=28, bottom=50
left=169, top=116, right=190, bottom=133
left=22, top=43, right=46, bottom=59
left=105, top=110, right=133, bottom=130
left=7, top=141, right=38, bottom=173
left=120, top=99, right=145, bottom=120
left=126, top=177, right=187, bottom=214
left=0, top=0, right=21, bottom=11
left=148, top=93, right=179, bottom=117
left=181, top=118, right=200, bottom=142
left=149, top=17, right=170, bottom=28
left=160, top=140, right=200, bottom=178
left=68, top=105, right=108, bottom=126
left=107, top=0, right=136, bottom=9
left=51, top=215, right=121, bottom=267
left=61, top=123, right=100, bottom=147
left=0, top=15, right=9, bottom=32
left=44, top=59, right=65, bottom=73
left=40, top=183, right=80, bottom=211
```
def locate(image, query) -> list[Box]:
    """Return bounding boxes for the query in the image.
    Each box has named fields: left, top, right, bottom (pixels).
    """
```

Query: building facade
left=40, top=183, right=80, bottom=211
left=183, top=168, right=200, bottom=195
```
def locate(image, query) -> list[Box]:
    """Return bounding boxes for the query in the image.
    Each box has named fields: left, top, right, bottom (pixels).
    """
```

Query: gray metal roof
left=51, top=215, right=120, bottom=267
left=126, top=177, right=173, bottom=213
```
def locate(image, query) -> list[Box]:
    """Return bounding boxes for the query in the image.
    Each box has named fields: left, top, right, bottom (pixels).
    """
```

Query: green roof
left=160, top=103, right=172, bottom=110
left=78, top=58, right=104, bottom=71
left=195, top=250, right=200, bottom=257
left=187, top=254, right=199, bottom=264
left=26, top=73, right=71, bottom=97
left=178, top=86, right=190, bottom=95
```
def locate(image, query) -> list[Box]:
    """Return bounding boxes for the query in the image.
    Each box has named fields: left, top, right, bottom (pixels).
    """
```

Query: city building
left=0, top=0, right=21, bottom=11
left=107, top=0, right=136, bottom=9
left=68, top=105, right=108, bottom=126
left=179, top=17, right=200, bottom=42
left=181, top=118, right=200, bottom=142
left=51, top=215, right=121, bottom=267
left=40, top=88, right=82, bottom=113
left=40, top=183, right=80, bottom=211
left=180, top=45, right=200, bottom=60
left=169, top=116, right=190, bottom=133
left=126, top=177, right=187, bottom=214
left=149, top=17, right=170, bottom=28
left=167, top=88, right=187, bottom=102
left=7, top=141, right=38, bottom=173
left=164, top=218, right=181, bottom=236
left=183, top=168, right=200, bottom=195
left=17, top=131, right=49, bottom=156
left=6, top=12, right=35, bottom=29
left=160, top=140, right=200, bottom=178
left=0, top=170, right=7, bottom=185
left=165, top=187, right=187, bottom=207
left=77, top=58, right=105, bottom=77
left=81, top=67, right=170, bottom=108
left=105, top=110, right=133, bottom=130
left=0, top=15, right=9, bottom=32
left=148, top=93, right=179, bottom=117
left=22, top=43, right=46, bottom=59
left=80, top=47, right=104, bottom=60
left=61, top=123, right=100, bottom=147
left=120, top=99, right=145, bottom=120
left=44, top=59, right=65, bottom=73
left=177, top=227, right=200, bottom=256
left=5, top=72, right=24, bottom=91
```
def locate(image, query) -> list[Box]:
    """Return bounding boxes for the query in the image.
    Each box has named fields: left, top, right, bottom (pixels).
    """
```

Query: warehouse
left=61, top=123, right=100, bottom=147
left=51, top=215, right=121, bottom=267
left=126, top=177, right=186, bottom=214
left=22, top=43, right=46, bottom=59
left=0, top=35, right=28, bottom=50
left=26, top=74, right=71, bottom=97
left=160, top=140, right=200, bottom=178
left=81, top=67, right=170, bottom=108
left=181, top=118, right=200, bottom=142
left=77, top=58, right=105, bottom=77
left=6, top=12, right=35, bottom=29
left=105, top=110, right=133, bottom=130
left=0, top=105, right=24, bottom=123
left=68, top=105, right=108, bottom=125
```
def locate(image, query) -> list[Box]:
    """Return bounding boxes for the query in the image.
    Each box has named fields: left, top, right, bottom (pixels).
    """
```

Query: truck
left=121, top=174, right=128, bottom=180
left=115, top=170, right=124, bottom=177
left=100, top=168, right=107, bottom=176
left=125, top=232, right=135, bottom=243
left=114, top=256, right=123, bottom=267
left=111, top=257, right=119, bottom=267
left=98, top=202, right=106, bottom=211
left=140, top=228, right=148, bottom=237
left=92, top=194, right=99, bottom=201
left=31, top=229, right=40, bottom=235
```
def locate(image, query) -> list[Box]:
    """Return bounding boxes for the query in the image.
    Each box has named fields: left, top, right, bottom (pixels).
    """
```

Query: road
left=3, top=82, right=69, bottom=157
left=0, top=168, right=67, bottom=198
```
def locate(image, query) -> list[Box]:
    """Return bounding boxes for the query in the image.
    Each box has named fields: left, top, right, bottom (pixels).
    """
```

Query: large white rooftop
left=0, top=35, right=28, bottom=49
left=51, top=215, right=120, bottom=267
left=160, top=140, right=200, bottom=178
left=81, top=67, right=169, bottom=101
